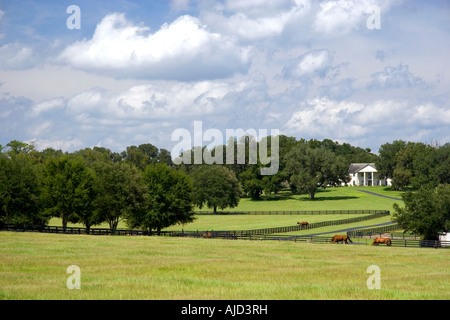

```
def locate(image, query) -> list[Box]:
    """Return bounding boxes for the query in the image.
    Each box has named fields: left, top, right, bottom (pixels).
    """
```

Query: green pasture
left=163, top=213, right=371, bottom=232
left=48, top=186, right=404, bottom=231
left=1, top=185, right=426, bottom=300
left=0, top=232, right=448, bottom=300
left=274, top=215, right=394, bottom=236
left=229, top=186, right=403, bottom=212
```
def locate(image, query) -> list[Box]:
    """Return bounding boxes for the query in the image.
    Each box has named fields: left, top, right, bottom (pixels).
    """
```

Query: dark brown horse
left=372, top=237, right=391, bottom=246
left=330, top=235, right=353, bottom=244
left=297, top=221, right=309, bottom=229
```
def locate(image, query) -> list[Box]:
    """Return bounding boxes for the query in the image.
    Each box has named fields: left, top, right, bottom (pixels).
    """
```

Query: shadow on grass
left=298, top=196, right=359, bottom=202
left=382, top=186, right=414, bottom=192
left=247, top=188, right=357, bottom=202
left=247, top=193, right=294, bottom=202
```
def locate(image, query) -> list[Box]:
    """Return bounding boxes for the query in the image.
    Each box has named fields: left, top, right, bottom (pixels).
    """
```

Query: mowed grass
left=0, top=232, right=448, bottom=300
left=48, top=186, right=403, bottom=231
left=163, top=214, right=371, bottom=232
left=229, top=186, right=404, bottom=212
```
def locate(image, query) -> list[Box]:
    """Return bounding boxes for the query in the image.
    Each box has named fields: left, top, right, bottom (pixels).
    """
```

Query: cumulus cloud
left=32, top=97, right=65, bottom=116
left=285, top=97, right=450, bottom=147
left=283, top=49, right=334, bottom=79
left=201, top=0, right=311, bottom=41
left=285, top=98, right=366, bottom=138
left=0, top=43, right=34, bottom=69
left=367, top=64, right=427, bottom=89
left=30, top=138, right=84, bottom=152
left=313, top=0, right=392, bottom=35
left=59, top=13, right=250, bottom=80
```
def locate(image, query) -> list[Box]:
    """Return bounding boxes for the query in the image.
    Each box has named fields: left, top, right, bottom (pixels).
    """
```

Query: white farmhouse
left=347, top=163, right=391, bottom=187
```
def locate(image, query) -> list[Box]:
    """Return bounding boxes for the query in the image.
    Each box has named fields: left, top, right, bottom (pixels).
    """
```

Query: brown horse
left=330, top=235, right=353, bottom=244
left=372, top=237, right=391, bottom=246
left=297, top=221, right=309, bottom=229
left=202, top=232, right=212, bottom=238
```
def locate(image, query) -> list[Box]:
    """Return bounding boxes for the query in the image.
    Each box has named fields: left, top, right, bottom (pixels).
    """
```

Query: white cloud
left=31, top=138, right=84, bottom=152
left=59, top=13, right=250, bottom=80
left=66, top=87, right=110, bottom=115
left=292, top=49, right=333, bottom=77
left=0, top=43, right=34, bottom=69
left=313, top=0, right=394, bottom=35
left=285, top=97, right=450, bottom=148
left=286, top=98, right=366, bottom=138
left=32, top=97, right=65, bottom=116
left=202, top=0, right=311, bottom=41
left=367, top=64, right=426, bottom=89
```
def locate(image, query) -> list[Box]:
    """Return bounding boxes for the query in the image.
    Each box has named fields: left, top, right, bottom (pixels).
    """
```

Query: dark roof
left=348, top=163, right=376, bottom=173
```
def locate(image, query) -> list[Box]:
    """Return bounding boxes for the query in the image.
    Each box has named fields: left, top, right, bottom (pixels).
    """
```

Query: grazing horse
left=372, top=237, right=391, bottom=246
left=297, top=221, right=309, bottom=229
left=330, top=235, right=353, bottom=244
left=202, top=232, right=212, bottom=238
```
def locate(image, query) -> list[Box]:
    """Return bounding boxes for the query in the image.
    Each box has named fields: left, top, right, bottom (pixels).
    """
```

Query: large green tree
left=393, top=184, right=450, bottom=240
left=376, top=140, right=407, bottom=180
left=192, top=165, right=242, bottom=213
left=285, top=143, right=350, bottom=200
left=0, top=154, right=44, bottom=225
left=431, top=143, right=450, bottom=186
left=239, top=165, right=264, bottom=200
left=41, top=156, right=97, bottom=230
left=128, top=163, right=195, bottom=234
left=93, top=161, right=147, bottom=233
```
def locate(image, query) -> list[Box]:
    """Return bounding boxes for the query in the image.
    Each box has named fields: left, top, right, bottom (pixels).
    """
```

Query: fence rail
left=158, top=211, right=390, bottom=237
left=195, top=209, right=388, bottom=215
left=1, top=221, right=448, bottom=249
left=0, top=223, right=151, bottom=236
left=235, top=234, right=450, bottom=248
left=347, top=223, right=402, bottom=238
left=0, top=210, right=390, bottom=238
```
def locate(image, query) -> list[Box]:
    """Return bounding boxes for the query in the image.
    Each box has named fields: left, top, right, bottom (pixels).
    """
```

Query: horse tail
left=347, top=236, right=352, bottom=243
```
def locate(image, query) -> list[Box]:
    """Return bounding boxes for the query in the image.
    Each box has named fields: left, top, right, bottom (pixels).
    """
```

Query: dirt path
left=355, top=189, right=403, bottom=201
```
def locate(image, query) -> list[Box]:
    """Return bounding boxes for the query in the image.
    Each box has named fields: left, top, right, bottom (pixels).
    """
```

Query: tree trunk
left=62, top=214, right=67, bottom=231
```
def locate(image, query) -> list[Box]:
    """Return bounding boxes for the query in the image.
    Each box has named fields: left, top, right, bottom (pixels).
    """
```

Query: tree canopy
left=192, top=165, right=242, bottom=212
left=285, top=142, right=350, bottom=200
left=393, top=184, right=450, bottom=240
left=127, top=163, right=195, bottom=234
left=0, top=137, right=448, bottom=236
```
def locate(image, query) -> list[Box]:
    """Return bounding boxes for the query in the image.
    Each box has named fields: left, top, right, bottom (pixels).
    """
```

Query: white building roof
left=348, top=163, right=377, bottom=173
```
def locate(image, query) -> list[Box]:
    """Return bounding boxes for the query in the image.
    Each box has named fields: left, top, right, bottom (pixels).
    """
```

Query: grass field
left=223, top=186, right=404, bottom=212
left=163, top=213, right=372, bottom=232
left=3, top=186, right=432, bottom=301
left=48, top=186, right=403, bottom=231
left=0, top=232, right=448, bottom=300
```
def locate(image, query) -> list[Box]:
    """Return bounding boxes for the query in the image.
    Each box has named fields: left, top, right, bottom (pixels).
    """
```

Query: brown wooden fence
left=195, top=209, right=388, bottom=215
left=161, top=211, right=390, bottom=238
left=0, top=210, right=390, bottom=238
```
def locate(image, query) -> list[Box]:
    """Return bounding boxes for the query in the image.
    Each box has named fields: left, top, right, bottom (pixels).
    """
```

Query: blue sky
left=0, top=0, right=449, bottom=154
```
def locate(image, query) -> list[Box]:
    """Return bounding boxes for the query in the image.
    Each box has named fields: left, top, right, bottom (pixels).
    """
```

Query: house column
left=364, top=172, right=366, bottom=186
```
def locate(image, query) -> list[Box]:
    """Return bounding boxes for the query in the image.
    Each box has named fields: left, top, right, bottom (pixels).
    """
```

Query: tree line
left=0, top=137, right=449, bottom=238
